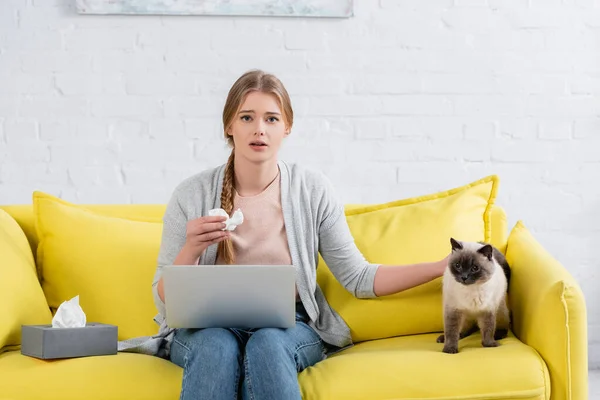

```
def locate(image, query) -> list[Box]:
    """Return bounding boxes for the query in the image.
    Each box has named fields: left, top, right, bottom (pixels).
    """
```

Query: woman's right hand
left=179, top=215, right=231, bottom=261
left=158, top=215, right=231, bottom=303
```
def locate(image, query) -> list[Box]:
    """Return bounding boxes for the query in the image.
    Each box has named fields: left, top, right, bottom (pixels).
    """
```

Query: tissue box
left=21, top=323, right=118, bottom=359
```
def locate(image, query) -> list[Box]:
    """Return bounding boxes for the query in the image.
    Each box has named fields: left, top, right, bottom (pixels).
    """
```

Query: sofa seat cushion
left=0, top=351, right=182, bottom=400
left=298, top=332, right=549, bottom=400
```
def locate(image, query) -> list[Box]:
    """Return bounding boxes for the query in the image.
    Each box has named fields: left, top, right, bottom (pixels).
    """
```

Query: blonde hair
left=218, top=69, right=294, bottom=264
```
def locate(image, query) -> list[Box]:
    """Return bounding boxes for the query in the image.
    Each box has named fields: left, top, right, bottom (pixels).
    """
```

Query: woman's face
left=227, top=91, right=289, bottom=165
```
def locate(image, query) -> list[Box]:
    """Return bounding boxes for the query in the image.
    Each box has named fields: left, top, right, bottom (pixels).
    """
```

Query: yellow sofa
left=0, top=175, right=588, bottom=400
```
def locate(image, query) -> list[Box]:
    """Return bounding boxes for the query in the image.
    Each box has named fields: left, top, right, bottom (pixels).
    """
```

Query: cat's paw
left=436, top=334, right=445, bottom=343
left=442, top=344, right=459, bottom=354
left=482, top=339, right=499, bottom=348
left=494, top=328, right=508, bottom=340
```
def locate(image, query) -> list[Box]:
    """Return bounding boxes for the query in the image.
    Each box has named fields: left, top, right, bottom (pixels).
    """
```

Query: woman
left=151, top=69, right=449, bottom=400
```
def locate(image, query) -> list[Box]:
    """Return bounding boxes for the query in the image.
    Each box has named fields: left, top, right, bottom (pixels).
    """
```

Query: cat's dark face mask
left=449, top=256, right=489, bottom=285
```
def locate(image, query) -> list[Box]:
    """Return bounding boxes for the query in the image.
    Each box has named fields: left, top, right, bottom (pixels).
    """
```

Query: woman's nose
left=255, top=121, right=266, bottom=135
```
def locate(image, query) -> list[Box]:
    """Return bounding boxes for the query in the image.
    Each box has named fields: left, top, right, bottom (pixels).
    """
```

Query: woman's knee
left=245, top=329, right=291, bottom=361
left=175, top=328, right=241, bottom=361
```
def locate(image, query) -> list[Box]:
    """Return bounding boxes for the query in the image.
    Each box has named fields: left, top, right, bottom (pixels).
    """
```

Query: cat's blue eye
left=472, top=265, right=480, bottom=272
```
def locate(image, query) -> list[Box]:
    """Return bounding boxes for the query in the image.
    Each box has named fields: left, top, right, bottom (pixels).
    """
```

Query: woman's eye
left=241, top=115, right=251, bottom=121
left=267, top=117, right=279, bottom=123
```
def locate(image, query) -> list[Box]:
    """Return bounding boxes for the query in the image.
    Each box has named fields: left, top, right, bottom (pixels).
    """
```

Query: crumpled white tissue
left=52, top=295, right=87, bottom=328
left=209, top=208, right=244, bottom=231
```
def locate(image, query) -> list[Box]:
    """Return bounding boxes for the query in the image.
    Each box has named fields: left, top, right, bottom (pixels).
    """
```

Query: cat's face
left=447, top=238, right=495, bottom=285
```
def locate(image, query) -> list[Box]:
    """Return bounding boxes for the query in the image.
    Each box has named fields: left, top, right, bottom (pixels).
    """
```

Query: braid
left=217, top=150, right=236, bottom=264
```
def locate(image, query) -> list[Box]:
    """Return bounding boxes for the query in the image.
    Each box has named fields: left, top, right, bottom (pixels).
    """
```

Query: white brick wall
left=1, top=0, right=599, bottom=367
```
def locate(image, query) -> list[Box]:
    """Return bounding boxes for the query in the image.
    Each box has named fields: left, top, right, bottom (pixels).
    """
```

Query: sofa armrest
left=505, top=221, right=588, bottom=400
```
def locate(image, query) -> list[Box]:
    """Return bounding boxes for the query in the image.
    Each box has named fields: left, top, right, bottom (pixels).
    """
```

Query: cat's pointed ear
left=478, top=244, right=493, bottom=261
left=450, top=238, right=463, bottom=252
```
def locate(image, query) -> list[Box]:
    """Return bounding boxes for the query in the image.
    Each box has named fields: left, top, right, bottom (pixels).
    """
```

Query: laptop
left=162, top=264, right=297, bottom=329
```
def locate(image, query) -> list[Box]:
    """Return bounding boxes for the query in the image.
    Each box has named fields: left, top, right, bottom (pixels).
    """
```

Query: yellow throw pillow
left=316, top=175, right=499, bottom=342
left=33, top=192, right=164, bottom=341
left=0, top=209, right=52, bottom=353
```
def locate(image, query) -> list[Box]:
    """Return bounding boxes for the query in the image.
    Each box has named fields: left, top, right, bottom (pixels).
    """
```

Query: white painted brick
left=4, top=142, right=50, bottom=162
left=129, top=186, right=174, bottom=204
left=0, top=73, right=53, bottom=95
left=39, top=119, right=108, bottom=142
left=120, top=139, right=194, bottom=164
left=453, top=95, right=525, bottom=117
left=507, top=7, right=581, bottom=28
left=4, top=120, right=38, bottom=142
left=218, top=51, right=308, bottom=74
left=379, top=0, right=454, bottom=9
left=382, top=95, right=453, bottom=116
left=19, top=96, right=89, bottom=118
left=389, top=117, right=463, bottom=139
left=324, top=164, right=397, bottom=187
left=441, top=8, right=510, bottom=32
left=569, top=75, right=600, bottom=94
left=121, top=165, right=164, bottom=186
left=307, top=96, right=384, bottom=117
left=3, top=31, right=62, bottom=51
left=396, top=161, right=469, bottom=185
left=285, top=28, right=327, bottom=50
left=421, top=73, right=501, bottom=94
left=126, top=73, right=198, bottom=96
left=137, top=29, right=212, bottom=53
left=463, top=120, right=496, bottom=140
left=352, top=74, right=421, bottom=95
left=523, top=95, right=598, bottom=117
left=50, top=142, right=119, bottom=166
left=109, top=120, right=148, bottom=141
left=67, top=187, right=132, bottom=204
left=148, top=119, right=186, bottom=140
left=353, top=118, right=390, bottom=140
left=184, top=118, right=223, bottom=140
left=497, top=118, right=538, bottom=139
left=194, top=141, right=233, bottom=167
left=469, top=30, right=546, bottom=51
left=55, top=73, right=125, bottom=96
left=64, top=29, right=137, bottom=51
left=163, top=97, right=221, bottom=118
left=573, top=118, right=599, bottom=138
left=21, top=52, right=92, bottom=73
left=93, top=54, right=165, bottom=73
left=68, top=165, right=122, bottom=187
left=455, top=0, right=488, bottom=5
left=281, top=74, right=346, bottom=96
left=210, top=30, right=284, bottom=51
left=0, top=162, right=67, bottom=185
left=91, top=97, right=162, bottom=118
left=0, top=97, right=18, bottom=117
left=164, top=53, right=222, bottom=74
left=538, top=120, right=573, bottom=140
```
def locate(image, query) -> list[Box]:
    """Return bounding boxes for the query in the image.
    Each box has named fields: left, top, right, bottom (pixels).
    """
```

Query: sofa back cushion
left=317, top=175, right=500, bottom=342
left=33, top=192, right=164, bottom=340
left=0, top=209, right=52, bottom=353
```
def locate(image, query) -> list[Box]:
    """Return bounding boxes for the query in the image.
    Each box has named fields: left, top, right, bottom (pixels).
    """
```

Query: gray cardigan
left=118, top=160, right=380, bottom=358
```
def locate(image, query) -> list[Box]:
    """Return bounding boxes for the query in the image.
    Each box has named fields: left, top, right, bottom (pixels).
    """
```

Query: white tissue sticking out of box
left=52, top=295, right=87, bottom=328
left=209, top=208, right=244, bottom=231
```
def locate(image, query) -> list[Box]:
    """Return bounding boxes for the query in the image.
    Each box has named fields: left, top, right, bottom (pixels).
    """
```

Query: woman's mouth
left=250, top=141, right=268, bottom=150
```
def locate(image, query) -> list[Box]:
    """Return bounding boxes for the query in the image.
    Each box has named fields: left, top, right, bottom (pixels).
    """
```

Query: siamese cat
left=436, top=238, right=511, bottom=354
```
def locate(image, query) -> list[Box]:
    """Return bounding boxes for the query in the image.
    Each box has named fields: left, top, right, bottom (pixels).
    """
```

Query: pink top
left=215, top=170, right=298, bottom=298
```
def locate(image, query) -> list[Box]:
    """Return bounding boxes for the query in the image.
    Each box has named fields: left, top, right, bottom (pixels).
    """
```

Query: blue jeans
left=169, top=303, right=325, bottom=400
